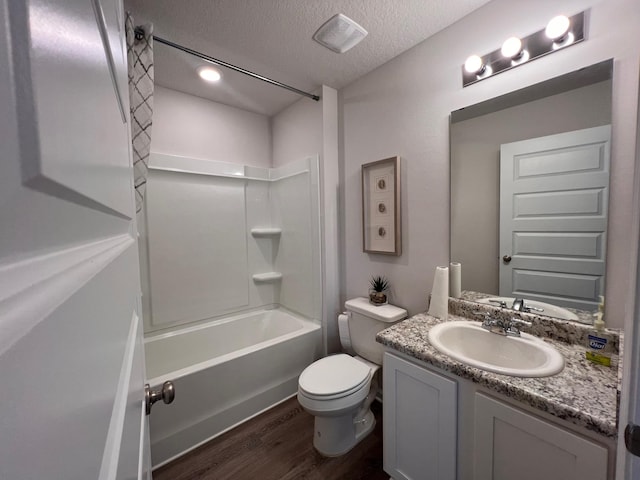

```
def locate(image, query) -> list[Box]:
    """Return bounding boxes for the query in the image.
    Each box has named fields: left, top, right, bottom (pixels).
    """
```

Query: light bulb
left=464, top=55, right=484, bottom=74
left=501, top=37, right=523, bottom=59
left=198, top=66, right=222, bottom=82
left=545, top=15, right=571, bottom=41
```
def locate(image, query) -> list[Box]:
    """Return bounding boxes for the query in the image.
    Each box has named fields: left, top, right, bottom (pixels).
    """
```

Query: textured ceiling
left=126, top=0, right=493, bottom=116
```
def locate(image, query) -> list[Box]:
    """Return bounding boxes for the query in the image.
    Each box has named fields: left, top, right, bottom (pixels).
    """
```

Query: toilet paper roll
left=428, top=266, right=449, bottom=320
left=449, top=262, right=461, bottom=299
left=338, top=313, right=352, bottom=350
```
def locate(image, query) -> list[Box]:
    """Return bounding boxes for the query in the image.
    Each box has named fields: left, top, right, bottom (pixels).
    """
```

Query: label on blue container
left=588, top=334, right=607, bottom=350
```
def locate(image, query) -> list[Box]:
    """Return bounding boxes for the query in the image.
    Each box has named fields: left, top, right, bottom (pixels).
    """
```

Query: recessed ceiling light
left=198, top=66, right=222, bottom=82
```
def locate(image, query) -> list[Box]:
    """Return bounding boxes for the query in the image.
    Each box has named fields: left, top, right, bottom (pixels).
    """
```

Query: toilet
left=297, top=297, right=407, bottom=456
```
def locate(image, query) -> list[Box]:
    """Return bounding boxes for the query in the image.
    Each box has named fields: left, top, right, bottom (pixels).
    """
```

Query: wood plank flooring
left=153, top=397, right=388, bottom=480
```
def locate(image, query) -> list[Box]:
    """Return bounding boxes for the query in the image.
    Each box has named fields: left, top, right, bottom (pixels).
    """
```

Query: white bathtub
left=145, top=308, right=322, bottom=467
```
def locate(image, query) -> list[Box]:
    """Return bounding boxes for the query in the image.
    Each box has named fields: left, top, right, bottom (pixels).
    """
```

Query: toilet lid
left=298, top=354, right=371, bottom=397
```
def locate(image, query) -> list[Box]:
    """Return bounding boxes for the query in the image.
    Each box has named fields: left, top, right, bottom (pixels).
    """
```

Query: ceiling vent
left=312, top=13, right=368, bottom=53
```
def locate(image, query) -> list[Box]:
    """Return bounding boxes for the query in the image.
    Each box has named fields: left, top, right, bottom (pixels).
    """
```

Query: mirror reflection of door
left=499, top=126, right=611, bottom=311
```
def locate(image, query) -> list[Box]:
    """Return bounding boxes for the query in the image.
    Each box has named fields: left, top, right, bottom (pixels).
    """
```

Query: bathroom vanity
left=376, top=304, right=620, bottom=480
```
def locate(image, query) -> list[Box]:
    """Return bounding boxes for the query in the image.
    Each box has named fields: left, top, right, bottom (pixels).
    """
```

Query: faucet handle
left=473, top=310, right=493, bottom=320
left=489, top=299, right=508, bottom=308
left=475, top=312, right=507, bottom=333
left=525, top=305, right=544, bottom=313
left=510, top=317, right=533, bottom=327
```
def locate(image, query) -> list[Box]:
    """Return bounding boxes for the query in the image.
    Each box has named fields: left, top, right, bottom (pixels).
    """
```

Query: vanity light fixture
left=462, top=11, right=585, bottom=87
left=198, top=66, right=222, bottom=83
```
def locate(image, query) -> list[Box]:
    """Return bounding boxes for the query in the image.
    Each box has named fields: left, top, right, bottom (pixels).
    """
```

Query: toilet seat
left=298, top=354, right=372, bottom=401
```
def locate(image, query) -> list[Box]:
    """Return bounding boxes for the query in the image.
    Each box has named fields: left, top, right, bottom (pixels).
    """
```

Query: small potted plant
left=369, top=275, right=389, bottom=305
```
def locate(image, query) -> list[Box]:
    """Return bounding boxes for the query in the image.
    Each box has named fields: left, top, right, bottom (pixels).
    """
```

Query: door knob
left=502, top=255, right=512, bottom=263
left=625, top=423, right=640, bottom=456
left=145, top=381, right=175, bottom=415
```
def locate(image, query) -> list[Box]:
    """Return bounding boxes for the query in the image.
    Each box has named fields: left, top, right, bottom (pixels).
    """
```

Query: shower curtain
left=125, top=14, right=154, bottom=213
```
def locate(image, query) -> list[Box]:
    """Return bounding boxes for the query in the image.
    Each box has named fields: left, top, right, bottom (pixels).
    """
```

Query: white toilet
left=297, top=297, right=407, bottom=456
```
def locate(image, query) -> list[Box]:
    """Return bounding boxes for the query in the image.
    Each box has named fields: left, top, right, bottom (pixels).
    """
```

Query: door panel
left=114, top=314, right=147, bottom=480
left=95, top=0, right=128, bottom=120
left=514, top=188, right=605, bottom=216
left=515, top=142, right=605, bottom=177
left=20, top=0, right=132, bottom=217
left=512, top=269, right=601, bottom=300
left=0, top=243, right=139, bottom=479
left=513, top=232, right=603, bottom=258
left=500, top=126, right=610, bottom=311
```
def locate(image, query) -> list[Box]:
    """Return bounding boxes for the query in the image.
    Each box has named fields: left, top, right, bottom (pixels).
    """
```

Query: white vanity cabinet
left=383, top=352, right=613, bottom=480
left=474, top=393, right=608, bottom=480
left=383, top=352, right=457, bottom=480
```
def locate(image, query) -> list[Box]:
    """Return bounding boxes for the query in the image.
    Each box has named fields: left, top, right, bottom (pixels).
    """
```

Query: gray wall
left=271, top=89, right=323, bottom=168
left=271, top=86, right=341, bottom=354
left=340, top=0, right=640, bottom=328
left=451, top=80, right=612, bottom=294
left=152, top=85, right=272, bottom=167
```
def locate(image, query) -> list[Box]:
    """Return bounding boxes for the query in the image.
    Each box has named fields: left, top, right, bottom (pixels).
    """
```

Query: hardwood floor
left=153, top=397, right=388, bottom=480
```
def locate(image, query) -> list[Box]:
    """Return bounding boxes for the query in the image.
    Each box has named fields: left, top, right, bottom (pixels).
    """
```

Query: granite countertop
left=376, top=313, right=619, bottom=438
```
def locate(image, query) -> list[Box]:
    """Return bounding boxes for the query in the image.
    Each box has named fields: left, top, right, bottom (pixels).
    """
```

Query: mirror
left=450, top=60, right=613, bottom=323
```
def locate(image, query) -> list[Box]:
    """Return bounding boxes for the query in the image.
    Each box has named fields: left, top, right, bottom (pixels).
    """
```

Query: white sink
left=475, top=297, right=579, bottom=321
left=428, top=321, right=564, bottom=377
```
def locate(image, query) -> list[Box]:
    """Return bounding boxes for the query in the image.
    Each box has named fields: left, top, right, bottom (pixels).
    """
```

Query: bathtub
left=145, top=308, right=322, bottom=467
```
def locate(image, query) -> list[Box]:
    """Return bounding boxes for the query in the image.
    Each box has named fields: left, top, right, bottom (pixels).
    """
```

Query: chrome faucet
left=477, top=312, right=532, bottom=337
left=511, top=298, right=544, bottom=314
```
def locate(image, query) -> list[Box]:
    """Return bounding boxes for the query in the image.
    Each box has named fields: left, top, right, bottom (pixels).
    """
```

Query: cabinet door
left=474, top=393, right=608, bottom=480
left=383, top=353, right=457, bottom=480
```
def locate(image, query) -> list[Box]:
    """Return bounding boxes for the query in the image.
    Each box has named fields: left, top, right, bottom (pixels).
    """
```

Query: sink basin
left=475, top=297, right=579, bottom=321
left=427, top=321, right=564, bottom=377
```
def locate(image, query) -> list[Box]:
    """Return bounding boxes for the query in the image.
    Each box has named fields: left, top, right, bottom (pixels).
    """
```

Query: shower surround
left=139, top=153, right=323, bottom=466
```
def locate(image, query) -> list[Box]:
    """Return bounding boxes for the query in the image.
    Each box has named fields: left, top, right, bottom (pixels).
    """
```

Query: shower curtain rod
left=135, top=28, right=320, bottom=102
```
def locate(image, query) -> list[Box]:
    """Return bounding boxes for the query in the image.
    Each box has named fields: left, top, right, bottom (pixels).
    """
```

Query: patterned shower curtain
left=125, top=14, right=154, bottom=213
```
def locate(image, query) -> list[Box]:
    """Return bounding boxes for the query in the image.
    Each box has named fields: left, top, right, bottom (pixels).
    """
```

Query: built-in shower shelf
left=250, top=228, right=282, bottom=237
left=252, top=272, right=283, bottom=283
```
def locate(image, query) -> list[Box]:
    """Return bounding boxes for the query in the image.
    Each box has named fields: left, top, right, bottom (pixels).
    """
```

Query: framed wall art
left=362, top=156, right=401, bottom=255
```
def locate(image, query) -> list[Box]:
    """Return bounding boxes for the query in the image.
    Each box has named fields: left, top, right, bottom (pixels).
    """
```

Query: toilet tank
left=345, top=298, right=407, bottom=365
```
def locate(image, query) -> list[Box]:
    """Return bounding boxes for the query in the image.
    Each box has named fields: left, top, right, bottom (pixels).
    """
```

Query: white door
left=615, top=75, right=640, bottom=479
left=0, top=0, right=151, bottom=479
left=499, top=126, right=611, bottom=311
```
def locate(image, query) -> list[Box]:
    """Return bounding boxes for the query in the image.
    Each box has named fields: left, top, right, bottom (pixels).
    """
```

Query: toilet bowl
left=297, top=298, right=407, bottom=456
left=298, top=353, right=379, bottom=456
